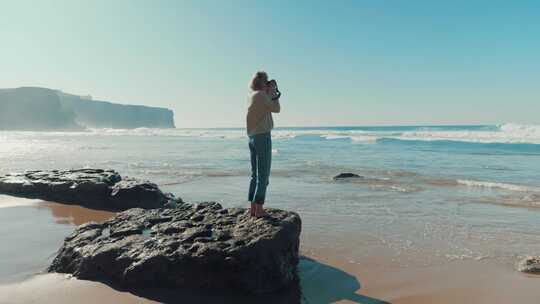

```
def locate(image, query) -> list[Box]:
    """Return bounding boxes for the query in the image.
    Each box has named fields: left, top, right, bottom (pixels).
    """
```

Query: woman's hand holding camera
left=267, top=79, right=281, bottom=101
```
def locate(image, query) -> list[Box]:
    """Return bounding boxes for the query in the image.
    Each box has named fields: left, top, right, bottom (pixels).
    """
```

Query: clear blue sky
left=1, top=0, right=539, bottom=127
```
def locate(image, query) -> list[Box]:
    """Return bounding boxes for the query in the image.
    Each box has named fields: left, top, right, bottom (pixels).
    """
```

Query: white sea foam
left=350, top=135, right=379, bottom=143
left=499, top=123, right=540, bottom=136
left=445, top=253, right=488, bottom=261
left=394, top=123, right=540, bottom=144
left=322, top=135, right=350, bottom=140
left=2, top=123, right=539, bottom=144
left=456, top=179, right=539, bottom=192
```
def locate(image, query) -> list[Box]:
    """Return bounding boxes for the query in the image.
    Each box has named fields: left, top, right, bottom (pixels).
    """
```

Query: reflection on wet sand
left=36, top=202, right=116, bottom=225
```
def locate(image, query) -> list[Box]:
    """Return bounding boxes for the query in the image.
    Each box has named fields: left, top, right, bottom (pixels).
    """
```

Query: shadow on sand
left=107, top=256, right=389, bottom=304
left=298, top=256, right=389, bottom=304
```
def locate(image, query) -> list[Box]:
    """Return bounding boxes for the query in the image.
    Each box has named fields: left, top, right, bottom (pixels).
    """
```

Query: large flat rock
left=48, top=202, right=302, bottom=294
left=0, top=169, right=175, bottom=210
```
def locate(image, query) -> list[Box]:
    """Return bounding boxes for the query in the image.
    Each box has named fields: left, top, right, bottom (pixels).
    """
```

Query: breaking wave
left=3, top=123, right=539, bottom=145
left=456, top=179, right=540, bottom=192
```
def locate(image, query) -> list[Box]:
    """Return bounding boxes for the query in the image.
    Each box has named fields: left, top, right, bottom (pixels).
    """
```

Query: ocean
left=1, top=123, right=540, bottom=284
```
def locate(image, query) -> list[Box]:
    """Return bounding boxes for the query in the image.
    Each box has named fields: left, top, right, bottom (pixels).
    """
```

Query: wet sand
left=306, top=253, right=540, bottom=304
left=0, top=199, right=115, bottom=284
left=1, top=255, right=539, bottom=304
left=1, top=197, right=539, bottom=304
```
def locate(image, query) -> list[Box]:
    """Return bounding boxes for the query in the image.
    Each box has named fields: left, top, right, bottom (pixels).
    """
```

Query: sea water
left=1, top=123, right=540, bottom=268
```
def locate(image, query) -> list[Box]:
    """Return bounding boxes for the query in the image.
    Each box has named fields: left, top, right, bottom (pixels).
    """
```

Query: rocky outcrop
left=518, top=256, right=540, bottom=274
left=48, top=202, right=302, bottom=294
left=333, top=173, right=362, bottom=180
left=0, top=169, right=176, bottom=210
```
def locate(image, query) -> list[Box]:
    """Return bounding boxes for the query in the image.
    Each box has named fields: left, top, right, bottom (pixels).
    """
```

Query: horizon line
left=173, top=123, right=511, bottom=130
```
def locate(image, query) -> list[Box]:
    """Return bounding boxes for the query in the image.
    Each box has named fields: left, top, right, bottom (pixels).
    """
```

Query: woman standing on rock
left=246, top=71, right=281, bottom=217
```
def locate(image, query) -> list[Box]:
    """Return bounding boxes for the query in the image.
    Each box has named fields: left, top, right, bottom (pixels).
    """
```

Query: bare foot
left=255, top=204, right=269, bottom=218
left=250, top=203, right=256, bottom=217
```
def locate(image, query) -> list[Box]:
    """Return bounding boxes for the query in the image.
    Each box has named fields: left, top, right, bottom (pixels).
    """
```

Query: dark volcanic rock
left=333, top=172, right=362, bottom=180
left=0, top=169, right=176, bottom=210
left=48, top=202, right=301, bottom=294
left=518, top=256, right=540, bottom=274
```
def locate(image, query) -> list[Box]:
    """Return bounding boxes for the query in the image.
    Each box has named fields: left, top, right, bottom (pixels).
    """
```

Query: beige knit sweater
left=246, top=90, right=280, bottom=136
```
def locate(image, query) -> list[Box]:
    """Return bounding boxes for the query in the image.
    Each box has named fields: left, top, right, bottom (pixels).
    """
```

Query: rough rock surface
left=48, top=202, right=301, bottom=294
left=0, top=169, right=176, bottom=210
left=333, top=172, right=362, bottom=180
left=518, top=256, right=540, bottom=274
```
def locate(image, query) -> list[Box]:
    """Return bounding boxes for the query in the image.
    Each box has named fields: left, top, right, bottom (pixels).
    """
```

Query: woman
left=246, top=71, right=281, bottom=217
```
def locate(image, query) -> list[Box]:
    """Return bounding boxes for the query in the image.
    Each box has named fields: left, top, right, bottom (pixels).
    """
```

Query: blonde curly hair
left=249, top=71, right=268, bottom=91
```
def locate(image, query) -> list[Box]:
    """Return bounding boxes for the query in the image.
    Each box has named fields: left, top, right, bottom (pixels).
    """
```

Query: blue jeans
left=248, top=132, right=272, bottom=204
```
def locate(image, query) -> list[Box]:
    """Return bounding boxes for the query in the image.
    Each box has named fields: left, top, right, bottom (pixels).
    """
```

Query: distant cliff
left=0, top=87, right=175, bottom=130
left=0, top=87, right=80, bottom=130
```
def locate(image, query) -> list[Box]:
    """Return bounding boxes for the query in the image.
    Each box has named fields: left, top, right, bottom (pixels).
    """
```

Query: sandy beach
left=1, top=197, right=539, bottom=304
left=1, top=243, right=539, bottom=304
